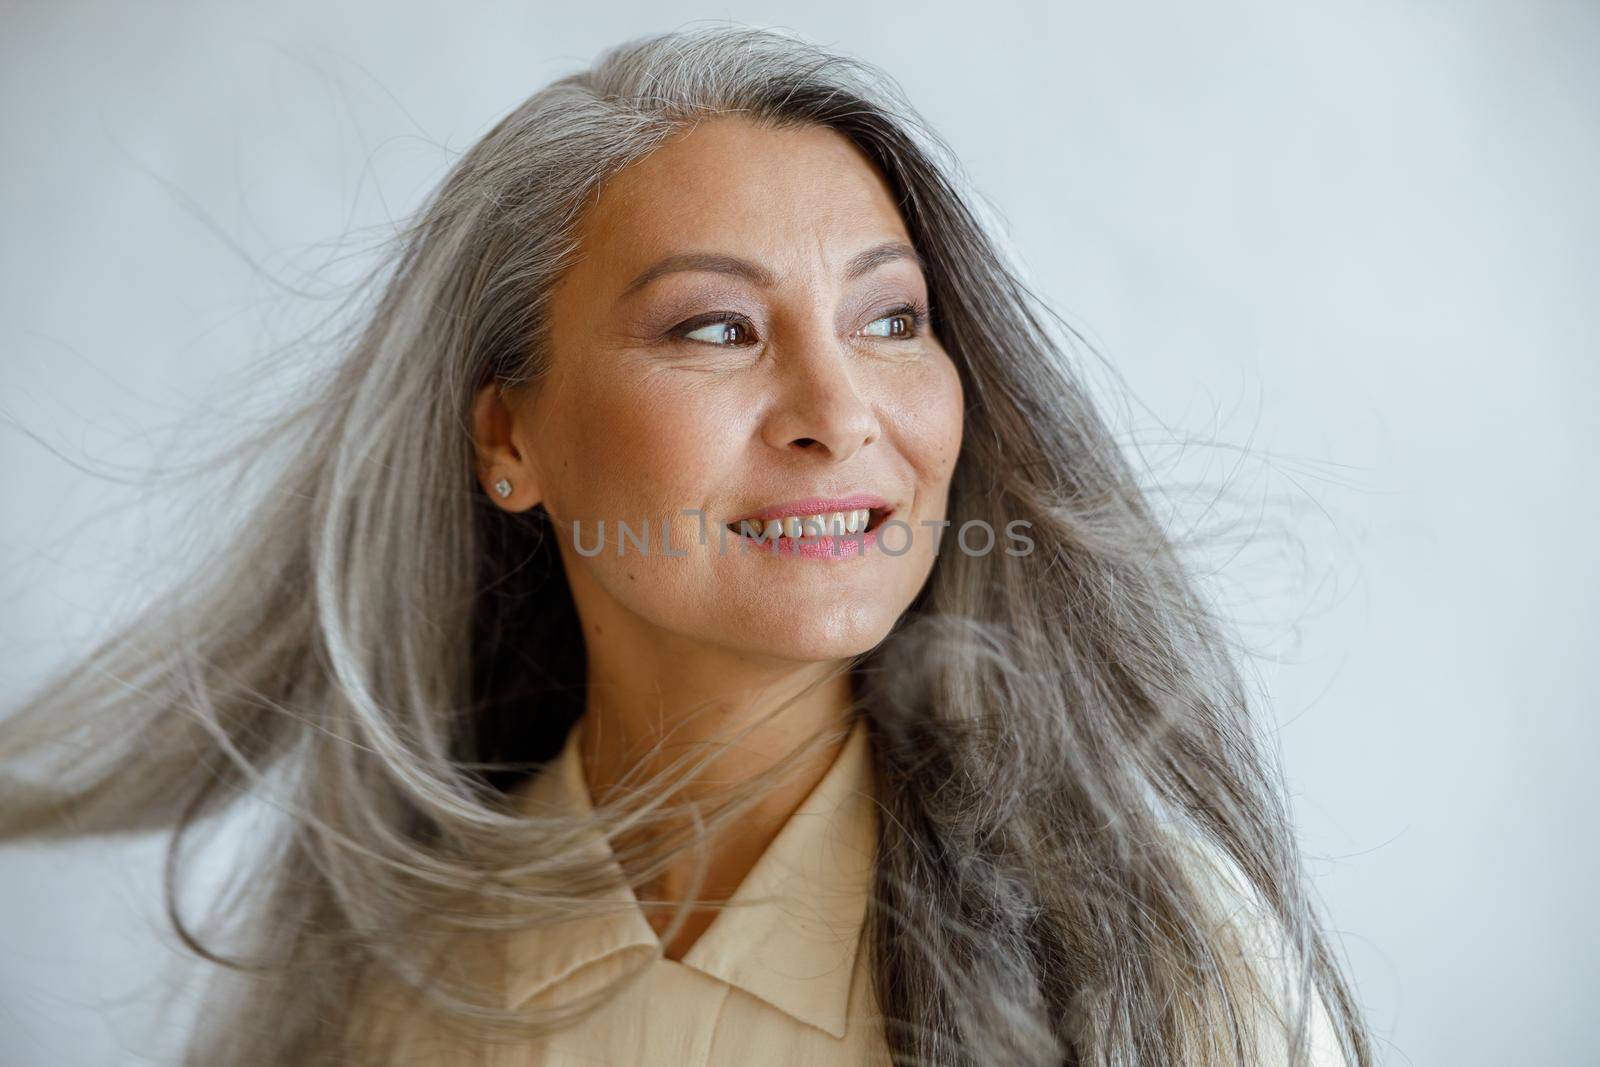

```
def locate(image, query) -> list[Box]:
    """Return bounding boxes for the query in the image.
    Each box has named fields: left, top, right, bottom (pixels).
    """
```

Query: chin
left=714, top=615, right=894, bottom=664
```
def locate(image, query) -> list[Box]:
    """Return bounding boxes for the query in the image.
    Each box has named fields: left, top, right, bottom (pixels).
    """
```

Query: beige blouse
left=353, top=713, right=892, bottom=1066
left=354, top=713, right=1349, bottom=1066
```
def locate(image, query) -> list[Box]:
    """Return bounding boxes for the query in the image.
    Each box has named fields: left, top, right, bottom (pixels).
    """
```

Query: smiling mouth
left=724, top=506, right=892, bottom=541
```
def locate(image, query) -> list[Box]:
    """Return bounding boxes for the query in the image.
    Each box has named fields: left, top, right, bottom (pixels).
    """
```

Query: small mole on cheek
left=627, top=572, right=636, bottom=581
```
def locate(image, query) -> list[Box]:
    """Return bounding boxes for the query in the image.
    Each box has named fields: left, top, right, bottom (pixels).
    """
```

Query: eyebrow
left=617, top=240, right=926, bottom=299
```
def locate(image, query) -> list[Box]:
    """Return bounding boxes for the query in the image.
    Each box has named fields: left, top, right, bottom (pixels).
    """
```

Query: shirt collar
left=503, top=714, right=878, bottom=1040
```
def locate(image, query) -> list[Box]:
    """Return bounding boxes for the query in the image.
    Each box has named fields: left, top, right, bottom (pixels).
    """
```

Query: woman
left=0, top=24, right=1374, bottom=1067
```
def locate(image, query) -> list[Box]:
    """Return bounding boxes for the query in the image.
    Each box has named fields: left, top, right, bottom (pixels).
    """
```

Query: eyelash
left=669, top=299, right=931, bottom=348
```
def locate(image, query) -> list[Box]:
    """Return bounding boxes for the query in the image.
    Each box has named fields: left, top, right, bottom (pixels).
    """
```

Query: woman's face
left=480, top=116, right=963, bottom=665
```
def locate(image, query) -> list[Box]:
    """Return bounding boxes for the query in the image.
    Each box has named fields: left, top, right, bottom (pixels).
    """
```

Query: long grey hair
left=0, top=23, right=1374, bottom=1067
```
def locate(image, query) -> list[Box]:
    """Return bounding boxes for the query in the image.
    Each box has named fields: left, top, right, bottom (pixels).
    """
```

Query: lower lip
left=727, top=526, right=881, bottom=560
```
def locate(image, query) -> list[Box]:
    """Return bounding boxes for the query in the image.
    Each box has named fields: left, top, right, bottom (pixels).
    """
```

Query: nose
left=758, top=332, right=881, bottom=462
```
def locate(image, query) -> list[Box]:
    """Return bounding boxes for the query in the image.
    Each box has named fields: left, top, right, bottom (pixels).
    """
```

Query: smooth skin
left=470, top=115, right=964, bottom=960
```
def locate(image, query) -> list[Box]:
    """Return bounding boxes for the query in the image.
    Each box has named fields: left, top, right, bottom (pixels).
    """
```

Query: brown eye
left=862, top=314, right=911, bottom=339
left=679, top=316, right=756, bottom=346
left=861, top=301, right=929, bottom=340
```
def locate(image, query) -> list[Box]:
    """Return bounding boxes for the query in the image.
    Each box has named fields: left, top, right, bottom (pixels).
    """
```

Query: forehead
left=573, top=117, right=914, bottom=276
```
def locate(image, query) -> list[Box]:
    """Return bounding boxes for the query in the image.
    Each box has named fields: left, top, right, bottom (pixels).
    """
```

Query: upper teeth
left=735, top=509, right=873, bottom=539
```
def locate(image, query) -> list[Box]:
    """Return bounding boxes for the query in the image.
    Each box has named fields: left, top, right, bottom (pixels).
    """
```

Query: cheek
left=551, top=367, right=737, bottom=522
left=884, top=356, right=964, bottom=489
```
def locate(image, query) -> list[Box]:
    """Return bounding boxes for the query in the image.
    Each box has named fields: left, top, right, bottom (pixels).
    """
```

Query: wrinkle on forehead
left=575, top=117, right=913, bottom=291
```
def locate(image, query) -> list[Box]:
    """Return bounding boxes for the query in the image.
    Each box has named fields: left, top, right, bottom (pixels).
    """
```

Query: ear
left=470, top=380, right=543, bottom=512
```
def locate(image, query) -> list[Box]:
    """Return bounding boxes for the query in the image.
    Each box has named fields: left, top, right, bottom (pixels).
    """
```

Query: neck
left=576, top=631, right=857, bottom=950
left=578, top=639, right=856, bottom=818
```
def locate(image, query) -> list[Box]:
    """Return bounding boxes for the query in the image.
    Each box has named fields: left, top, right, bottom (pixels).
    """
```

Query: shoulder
left=1168, top=831, right=1354, bottom=1067
left=343, top=918, right=507, bottom=1066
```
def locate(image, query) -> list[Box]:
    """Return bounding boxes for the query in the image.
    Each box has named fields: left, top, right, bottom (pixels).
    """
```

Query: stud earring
left=493, top=477, right=513, bottom=499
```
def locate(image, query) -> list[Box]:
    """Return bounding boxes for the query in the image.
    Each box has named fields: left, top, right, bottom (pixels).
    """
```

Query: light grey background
left=3, top=2, right=1595, bottom=1064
